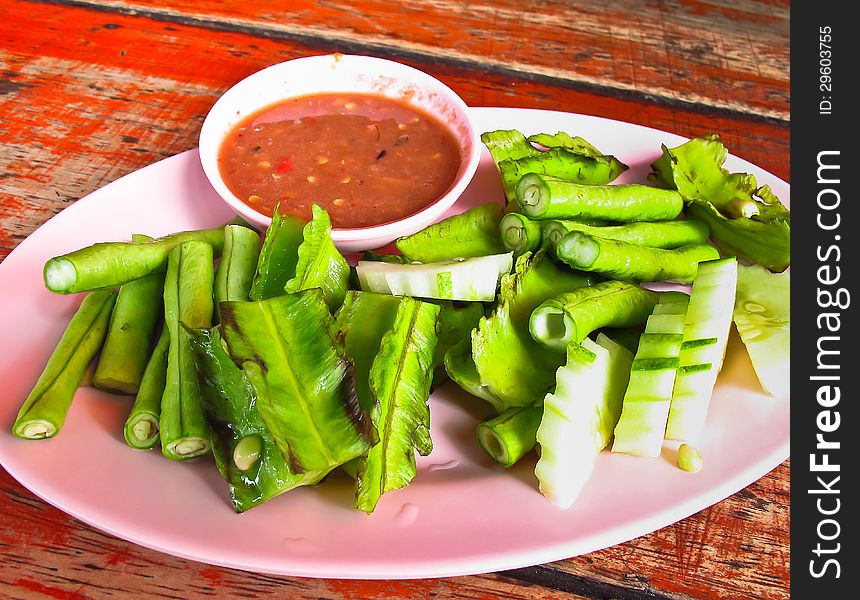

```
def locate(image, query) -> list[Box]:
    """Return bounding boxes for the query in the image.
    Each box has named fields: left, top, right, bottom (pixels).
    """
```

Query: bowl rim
left=198, top=53, right=481, bottom=244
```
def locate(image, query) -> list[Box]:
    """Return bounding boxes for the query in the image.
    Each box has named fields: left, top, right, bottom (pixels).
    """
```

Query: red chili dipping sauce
left=218, top=93, right=463, bottom=228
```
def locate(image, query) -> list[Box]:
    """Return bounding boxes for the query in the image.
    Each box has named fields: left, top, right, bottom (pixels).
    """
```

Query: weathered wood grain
left=48, top=0, right=791, bottom=121
left=0, top=463, right=788, bottom=599
left=0, top=0, right=789, bottom=598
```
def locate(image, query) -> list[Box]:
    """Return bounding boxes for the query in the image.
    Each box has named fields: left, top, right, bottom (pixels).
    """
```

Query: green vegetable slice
left=556, top=231, right=719, bottom=283
left=529, top=281, right=659, bottom=351
left=543, top=218, right=709, bottom=251
left=219, top=289, right=375, bottom=479
left=480, top=130, right=627, bottom=204
left=159, top=240, right=215, bottom=460
left=611, top=292, right=690, bottom=457
left=534, top=334, right=632, bottom=508
left=497, top=149, right=627, bottom=204
left=732, top=264, right=790, bottom=397
left=92, top=269, right=164, bottom=394
left=500, top=212, right=544, bottom=257
left=187, top=326, right=312, bottom=512
left=124, top=326, right=169, bottom=450
left=515, top=174, right=684, bottom=222
left=470, top=251, right=597, bottom=410
left=476, top=405, right=543, bottom=468
left=480, top=129, right=539, bottom=165
left=215, top=224, right=261, bottom=306
left=284, top=204, right=350, bottom=311
left=356, top=253, right=513, bottom=302
left=249, top=206, right=306, bottom=301
left=351, top=296, right=440, bottom=513
left=395, top=203, right=505, bottom=262
left=666, top=258, right=738, bottom=442
left=13, top=290, right=116, bottom=440
left=526, top=131, right=605, bottom=155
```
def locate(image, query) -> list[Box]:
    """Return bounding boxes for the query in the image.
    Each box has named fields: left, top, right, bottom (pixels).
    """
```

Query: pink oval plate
left=0, top=107, right=790, bottom=580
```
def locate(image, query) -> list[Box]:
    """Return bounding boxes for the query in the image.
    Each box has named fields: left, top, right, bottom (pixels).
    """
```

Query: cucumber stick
left=665, top=258, right=738, bottom=442
left=356, top=253, right=513, bottom=302
left=611, top=292, right=690, bottom=457
left=534, top=334, right=633, bottom=509
left=732, top=264, right=790, bottom=397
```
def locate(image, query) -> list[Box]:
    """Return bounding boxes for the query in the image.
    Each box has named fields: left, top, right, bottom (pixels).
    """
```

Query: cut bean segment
left=159, top=240, right=215, bottom=460
left=515, top=173, right=684, bottom=222
left=13, top=290, right=116, bottom=440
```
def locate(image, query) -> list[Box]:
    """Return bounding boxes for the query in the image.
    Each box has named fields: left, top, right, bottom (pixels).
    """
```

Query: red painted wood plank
left=94, top=0, right=790, bottom=119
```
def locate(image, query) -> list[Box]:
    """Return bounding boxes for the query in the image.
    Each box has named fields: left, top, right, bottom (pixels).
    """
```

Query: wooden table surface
left=0, top=1, right=789, bottom=598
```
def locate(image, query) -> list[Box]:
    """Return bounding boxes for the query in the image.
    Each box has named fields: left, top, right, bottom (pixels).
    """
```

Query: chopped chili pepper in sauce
left=218, top=93, right=462, bottom=228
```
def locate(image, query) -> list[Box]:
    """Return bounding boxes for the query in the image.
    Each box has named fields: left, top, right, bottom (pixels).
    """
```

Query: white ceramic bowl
left=198, top=54, right=481, bottom=252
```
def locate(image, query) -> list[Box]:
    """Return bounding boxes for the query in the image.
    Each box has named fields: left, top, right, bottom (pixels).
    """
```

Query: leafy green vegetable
left=431, top=300, right=485, bottom=387
left=335, top=291, right=403, bottom=415
left=336, top=291, right=439, bottom=512
left=443, top=340, right=504, bottom=406
left=686, top=201, right=790, bottom=272
left=649, top=134, right=790, bottom=271
left=355, top=297, right=440, bottom=513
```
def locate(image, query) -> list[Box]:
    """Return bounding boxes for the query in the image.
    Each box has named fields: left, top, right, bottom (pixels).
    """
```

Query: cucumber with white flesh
left=611, top=292, right=689, bottom=457
left=534, top=334, right=633, bottom=509
left=665, top=258, right=738, bottom=442
left=732, top=264, right=790, bottom=397
left=355, top=253, right=513, bottom=302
